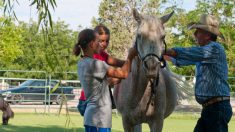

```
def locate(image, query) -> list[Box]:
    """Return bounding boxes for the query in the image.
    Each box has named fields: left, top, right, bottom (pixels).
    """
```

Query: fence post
left=48, top=74, right=51, bottom=114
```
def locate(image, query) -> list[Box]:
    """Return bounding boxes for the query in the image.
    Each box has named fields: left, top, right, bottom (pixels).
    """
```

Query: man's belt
left=202, top=96, right=230, bottom=107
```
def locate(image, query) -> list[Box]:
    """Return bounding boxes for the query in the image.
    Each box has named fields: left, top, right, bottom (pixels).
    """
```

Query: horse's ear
left=160, top=11, right=174, bottom=24
left=133, top=8, right=142, bottom=24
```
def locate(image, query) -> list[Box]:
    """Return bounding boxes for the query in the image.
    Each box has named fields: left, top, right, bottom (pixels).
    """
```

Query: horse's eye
left=161, top=35, right=165, bottom=40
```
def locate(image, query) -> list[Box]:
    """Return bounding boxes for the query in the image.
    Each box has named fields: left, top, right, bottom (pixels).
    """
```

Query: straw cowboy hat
left=187, top=14, right=225, bottom=40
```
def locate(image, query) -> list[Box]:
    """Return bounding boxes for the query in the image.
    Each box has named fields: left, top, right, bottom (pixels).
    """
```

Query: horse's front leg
left=149, top=73, right=166, bottom=132
left=149, top=115, right=164, bottom=132
left=122, top=116, right=135, bottom=132
left=134, top=124, right=142, bottom=132
left=2, top=111, right=9, bottom=125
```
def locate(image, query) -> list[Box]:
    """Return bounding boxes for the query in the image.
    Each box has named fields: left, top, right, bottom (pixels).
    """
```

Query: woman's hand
left=128, top=47, right=137, bottom=59
left=107, top=78, right=121, bottom=86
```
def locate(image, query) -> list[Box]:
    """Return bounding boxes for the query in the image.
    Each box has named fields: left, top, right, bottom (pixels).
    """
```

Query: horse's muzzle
left=143, top=56, right=160, bottom=78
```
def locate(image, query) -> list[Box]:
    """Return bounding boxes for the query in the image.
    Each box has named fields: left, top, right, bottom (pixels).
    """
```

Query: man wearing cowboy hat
left=164, top=14, right=233, bottom=132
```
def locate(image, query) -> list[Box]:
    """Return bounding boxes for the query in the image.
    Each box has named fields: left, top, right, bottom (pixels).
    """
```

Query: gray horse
left=0, top=97, right=14, bottom=125
left=114, top=9, right=177, bottom=132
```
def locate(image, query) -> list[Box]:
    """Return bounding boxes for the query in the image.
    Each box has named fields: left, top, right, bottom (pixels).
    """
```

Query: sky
left=13, top=0, right=196, bottom=31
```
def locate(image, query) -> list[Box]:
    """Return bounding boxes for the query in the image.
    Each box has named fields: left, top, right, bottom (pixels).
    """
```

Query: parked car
left=0, top=80, right=75, bottom=105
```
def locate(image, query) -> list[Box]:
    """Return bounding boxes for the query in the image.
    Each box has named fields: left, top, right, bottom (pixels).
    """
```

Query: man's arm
left=164, top=50, right=196, bottom=66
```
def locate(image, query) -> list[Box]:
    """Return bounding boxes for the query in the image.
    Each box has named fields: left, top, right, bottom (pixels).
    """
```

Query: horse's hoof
left=2, top=117, right=9, bottom=125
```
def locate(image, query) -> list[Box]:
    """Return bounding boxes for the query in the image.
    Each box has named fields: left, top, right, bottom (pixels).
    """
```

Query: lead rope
left=149, top=72, right=159, bottom=106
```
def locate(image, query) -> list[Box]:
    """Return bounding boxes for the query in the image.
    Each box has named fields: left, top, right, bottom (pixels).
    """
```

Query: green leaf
left=13, top=12, right=18, bottom=21
left=30, top=0, right=37, bottom=6
left=45, top=53, right=55, bottom=72
left=50, top=80, right=60, bottom=94
left=48, top=11, right=53, bottom=30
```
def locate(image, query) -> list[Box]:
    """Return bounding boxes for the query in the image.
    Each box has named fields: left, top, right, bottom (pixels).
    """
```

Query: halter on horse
left=134, top=33, right=168, bottom=104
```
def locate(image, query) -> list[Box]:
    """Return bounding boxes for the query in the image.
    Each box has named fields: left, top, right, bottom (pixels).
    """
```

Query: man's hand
left=163, top=55, right=172, bottom=61
left=163, top=49, right=177, bottom=57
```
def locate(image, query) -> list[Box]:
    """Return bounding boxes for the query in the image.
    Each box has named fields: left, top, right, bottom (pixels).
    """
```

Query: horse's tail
left=165, top=65, right=196, bottom=105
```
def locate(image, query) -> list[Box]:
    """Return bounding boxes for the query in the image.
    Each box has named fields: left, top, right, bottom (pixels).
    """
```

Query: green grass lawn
left=1, top=113, right=234, bottom=132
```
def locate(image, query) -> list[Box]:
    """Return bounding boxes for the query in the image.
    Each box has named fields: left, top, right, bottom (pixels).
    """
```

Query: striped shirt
left=171, top=41, right=230, bottom=104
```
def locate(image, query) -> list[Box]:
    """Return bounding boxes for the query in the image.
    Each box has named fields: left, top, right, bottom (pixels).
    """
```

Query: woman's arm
left=106, top=56, right=125, bottom=67
left=106, top=48, right=136, bottom=79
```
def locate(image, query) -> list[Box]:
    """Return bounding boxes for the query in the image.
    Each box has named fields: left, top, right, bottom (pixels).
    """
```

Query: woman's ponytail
left=73, top=29, right=96, bottom=57
left=73, top=43, right=81, bottom=56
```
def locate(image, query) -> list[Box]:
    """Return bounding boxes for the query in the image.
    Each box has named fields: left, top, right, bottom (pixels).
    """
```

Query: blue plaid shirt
left=171, top=41, right=230, bottom=104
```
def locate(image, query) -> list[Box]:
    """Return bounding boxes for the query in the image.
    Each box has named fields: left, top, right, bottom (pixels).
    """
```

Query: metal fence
left=0, top=70, right=81, bottom=114
left=0, top=70, right=235, bottom=114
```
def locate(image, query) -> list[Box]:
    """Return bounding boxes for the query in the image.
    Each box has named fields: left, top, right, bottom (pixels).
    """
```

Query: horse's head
left=133, top=9, right=174, bottom=78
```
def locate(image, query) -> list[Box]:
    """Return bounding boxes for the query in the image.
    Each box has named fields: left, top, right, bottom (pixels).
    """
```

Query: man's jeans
left=194, top=100, right=233, bottom=132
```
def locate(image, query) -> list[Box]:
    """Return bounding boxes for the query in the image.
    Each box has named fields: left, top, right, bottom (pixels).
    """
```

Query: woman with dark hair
left=74, top=29, right=136, bottom=132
